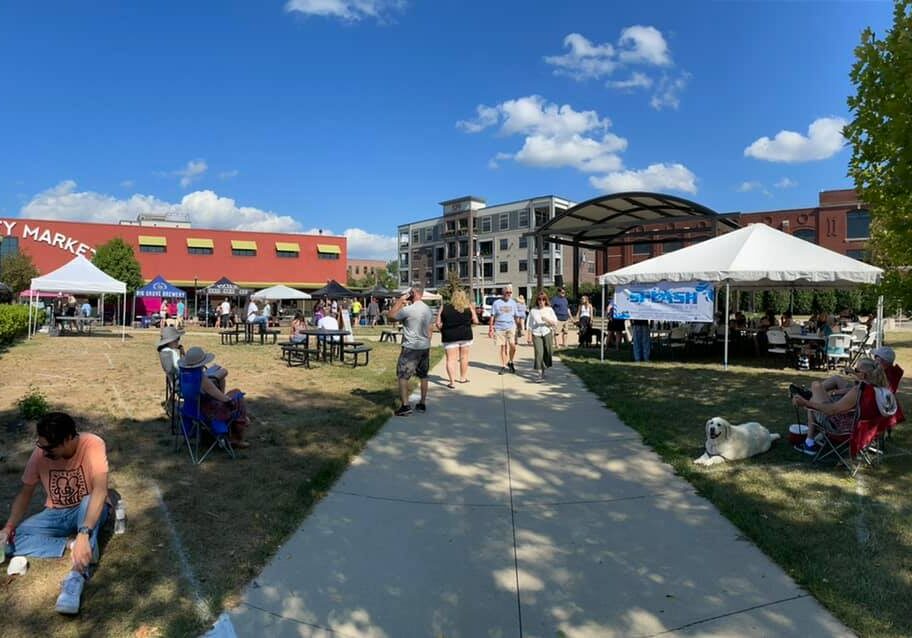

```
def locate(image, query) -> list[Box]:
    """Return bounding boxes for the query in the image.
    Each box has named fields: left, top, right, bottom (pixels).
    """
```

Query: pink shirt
left=22, top=433, right=109, bottom=509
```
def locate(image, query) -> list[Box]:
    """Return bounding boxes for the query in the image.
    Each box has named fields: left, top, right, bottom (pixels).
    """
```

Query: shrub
left=17, top=384, right=49, bottom=421
left=0, top=304, right=44, bottom=344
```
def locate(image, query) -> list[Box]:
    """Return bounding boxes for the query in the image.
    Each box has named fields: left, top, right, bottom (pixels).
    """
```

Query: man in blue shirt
left=79, top=301, right=92, bottom=317
left=550, top=288, right=571, bottom=348
left=488, top=286, right=519, bottom=374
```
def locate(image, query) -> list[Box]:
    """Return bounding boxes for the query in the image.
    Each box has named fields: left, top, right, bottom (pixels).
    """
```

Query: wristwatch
left=77, top=526, right=93, bottom=536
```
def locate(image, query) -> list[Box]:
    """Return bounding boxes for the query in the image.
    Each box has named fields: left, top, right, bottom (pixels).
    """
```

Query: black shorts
left=397, top=347, right=430, bottom=380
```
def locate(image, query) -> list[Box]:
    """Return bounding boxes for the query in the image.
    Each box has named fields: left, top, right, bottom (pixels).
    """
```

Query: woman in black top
left=436, top=288, right=479, bottom=387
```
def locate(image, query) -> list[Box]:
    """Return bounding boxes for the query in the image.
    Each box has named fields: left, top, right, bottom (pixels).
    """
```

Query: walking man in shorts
left=550, top=287, right=571, bottom=348
left=489, top=286, right=518, bottom=374
left=388, top=285, right=435, bottom=416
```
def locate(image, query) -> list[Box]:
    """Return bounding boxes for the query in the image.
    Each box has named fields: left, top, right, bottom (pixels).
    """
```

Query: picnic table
left=380, top=328, right=403, bottom=343
left=296, top=328, right=351, bottom=363
left=54, top=316, right=97, bottom=335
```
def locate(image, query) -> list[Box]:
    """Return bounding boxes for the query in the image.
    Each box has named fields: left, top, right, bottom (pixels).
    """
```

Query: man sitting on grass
left=2, top=412, right=110, bottom=615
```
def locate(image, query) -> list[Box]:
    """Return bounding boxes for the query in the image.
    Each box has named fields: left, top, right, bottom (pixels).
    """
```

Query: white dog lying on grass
left=694, top=416, right=781, bottom=466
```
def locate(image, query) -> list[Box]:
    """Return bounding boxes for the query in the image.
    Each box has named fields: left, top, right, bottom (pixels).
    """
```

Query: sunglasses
left=36, top=439, right=61, bottom=452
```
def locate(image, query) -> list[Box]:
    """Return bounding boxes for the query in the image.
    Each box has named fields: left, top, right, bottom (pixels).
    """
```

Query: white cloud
left=589, top=163, right=697, bottom=194
left=744, top=116, right=847, bottom=162
left=173, top=159, right=208, bottom=188
left=737, top=180, right=762, bottom=192
left=606, top=72, right=653, bottom=90
left=19, top=181, right=394, bottom=259
left=543, top=33, right=617, bottom=81
left=284, top=0, right=404, bottom=22
left=775, top=177, right=798, bottom=188
left=649, top=72, right=690, bottom=110
left=512, top=133, right=626, bottom=173
left=120, top=179, right=135, bottom=189
left=618, top=25, right=671, bottom=66
left=218, top=169, right=240, bottom=180
left=456, top=105, right=499, bottom=133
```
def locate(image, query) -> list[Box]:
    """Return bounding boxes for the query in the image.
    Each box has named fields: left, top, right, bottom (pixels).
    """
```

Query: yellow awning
left=186, top=238, right=214, bottom=249
left=316, top=244, right=341, bottom=255
left=138, top=235, right=167, bottom=247
left=275, top=242, right=300, bottom=252
left=231, top=240, right=258, bottom=251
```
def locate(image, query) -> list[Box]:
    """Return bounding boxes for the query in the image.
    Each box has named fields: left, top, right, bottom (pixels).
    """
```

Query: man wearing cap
left=2, top=412, right=110, bottom=614
left=550, top=288, right=571, bottom=348
left=873, top=346, right=904, bottom=394
left=489, top=286, right=518, bottom=374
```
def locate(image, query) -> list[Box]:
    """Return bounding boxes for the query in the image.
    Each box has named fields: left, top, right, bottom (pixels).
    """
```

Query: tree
left=92, top=238, right=143, bottom=293
left=0, top=252, right=39, bottom=296
left=845, top=2, right=912, bottom=308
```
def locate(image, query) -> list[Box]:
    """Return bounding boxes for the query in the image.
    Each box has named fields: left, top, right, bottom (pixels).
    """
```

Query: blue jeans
left=10, top=496, right=109, bottom=564
left=632, top=325, right=651, bottom=362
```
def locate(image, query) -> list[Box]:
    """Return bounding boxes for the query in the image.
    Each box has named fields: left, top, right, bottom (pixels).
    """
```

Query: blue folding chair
left=178, top=366, right=236, bottom=465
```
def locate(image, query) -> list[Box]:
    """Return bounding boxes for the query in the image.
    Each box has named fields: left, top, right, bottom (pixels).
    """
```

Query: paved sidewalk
left=225, top=329, right=851, bottom=637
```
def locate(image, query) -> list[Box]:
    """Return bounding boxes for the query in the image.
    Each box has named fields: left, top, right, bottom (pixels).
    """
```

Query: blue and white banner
left=613, top=281, right=714, bottom=322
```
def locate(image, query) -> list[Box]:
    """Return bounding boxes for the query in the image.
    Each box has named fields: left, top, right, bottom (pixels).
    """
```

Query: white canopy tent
left=597, top=223, right=884, bottom=366
left=28, top=254, right=128, bottom=341
left=251, top=285, right=312, bottom=301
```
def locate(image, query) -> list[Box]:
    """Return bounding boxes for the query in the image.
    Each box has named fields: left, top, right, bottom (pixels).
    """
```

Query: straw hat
left=156, top=326, right=185, bottom=350
left=178, top=346, right=215, bottom=369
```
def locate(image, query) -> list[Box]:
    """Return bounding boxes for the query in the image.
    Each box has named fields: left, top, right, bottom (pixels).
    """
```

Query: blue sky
left=0, top=1, right=894, bottom=259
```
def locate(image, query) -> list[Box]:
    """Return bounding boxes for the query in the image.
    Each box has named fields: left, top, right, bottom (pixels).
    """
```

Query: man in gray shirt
left=388, top=285, right=435, bottom=416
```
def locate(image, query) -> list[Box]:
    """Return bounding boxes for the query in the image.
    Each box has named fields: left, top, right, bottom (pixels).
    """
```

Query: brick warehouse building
left=0, top=216, right=347, bottom=294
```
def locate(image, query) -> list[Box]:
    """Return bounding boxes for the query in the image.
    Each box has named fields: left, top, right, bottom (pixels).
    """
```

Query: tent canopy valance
left=598, top=223, right=883, bottom=289
left=310, top=280, right=358, bottom=298
left=135, top=275, right=186, bottom=298
left=204, top=276, right=251, bottom=297
left=251, top=284, right=311, bottom=301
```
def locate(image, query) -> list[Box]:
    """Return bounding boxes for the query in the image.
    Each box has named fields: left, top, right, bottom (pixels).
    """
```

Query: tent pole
left=122, top=293, right=127, bottom=341
left=876, top=295, right=884, bottom=348
left=600, top=282, right=606, bottom=362
left=724, top=283, right=730, bottom=369
left=28, top=291, right=33, bottom=339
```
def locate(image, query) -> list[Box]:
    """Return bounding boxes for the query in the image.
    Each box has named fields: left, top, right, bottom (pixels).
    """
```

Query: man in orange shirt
left=2, top=412, right=110, bottom=615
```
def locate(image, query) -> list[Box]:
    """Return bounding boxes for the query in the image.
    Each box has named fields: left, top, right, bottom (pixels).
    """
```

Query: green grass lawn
left=0, top=327, right=439, bottom=638
left=561, top=333, right=912, bottom=638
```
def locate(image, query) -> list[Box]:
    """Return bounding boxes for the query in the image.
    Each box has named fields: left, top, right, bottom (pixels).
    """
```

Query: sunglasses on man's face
left=36, top=439, right=60, bottom=452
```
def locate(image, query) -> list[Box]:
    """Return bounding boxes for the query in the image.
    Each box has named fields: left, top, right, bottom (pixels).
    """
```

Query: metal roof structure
left=531, top=191, right=739, bottom=249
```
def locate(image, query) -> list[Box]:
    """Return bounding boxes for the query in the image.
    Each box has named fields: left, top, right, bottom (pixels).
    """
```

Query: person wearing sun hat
left=158, top=327, right=227, bottom=388
left=872, top=346, right=903, bottom=394
left=178, top=347, right=250, bottom=448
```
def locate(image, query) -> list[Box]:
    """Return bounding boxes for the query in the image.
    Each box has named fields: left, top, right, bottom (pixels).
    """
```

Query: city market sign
left=0, top=220, right=96, bottom=257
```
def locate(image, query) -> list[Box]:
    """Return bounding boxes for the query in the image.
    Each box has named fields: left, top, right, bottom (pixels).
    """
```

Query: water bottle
left=114, top=501, right=126, bottom=535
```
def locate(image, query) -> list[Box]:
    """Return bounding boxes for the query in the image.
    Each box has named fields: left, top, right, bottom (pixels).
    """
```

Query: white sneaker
left=55, top=570, right=86, bottom=614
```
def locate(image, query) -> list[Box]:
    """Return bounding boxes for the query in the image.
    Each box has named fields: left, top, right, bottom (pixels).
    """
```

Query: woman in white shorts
left=436, top=288, right=479, bottom=388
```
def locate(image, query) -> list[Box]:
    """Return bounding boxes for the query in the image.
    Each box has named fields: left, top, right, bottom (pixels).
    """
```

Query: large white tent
left=28, top=254, right=128, bottom=340
left=251, top=284, right=312, bottom=301
left=597, top=223, right=884, bottom=366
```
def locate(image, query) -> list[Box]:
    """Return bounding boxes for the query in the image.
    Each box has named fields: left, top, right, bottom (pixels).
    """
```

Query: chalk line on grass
left=103, top=352, right=114, bottom=368
left=108, top=382, right=134, bottom=420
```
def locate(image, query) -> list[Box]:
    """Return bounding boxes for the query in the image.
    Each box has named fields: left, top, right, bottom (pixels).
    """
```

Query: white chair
left=784, top=325, right=803, bottom=337
left=826, top=333, right=853, bottom=370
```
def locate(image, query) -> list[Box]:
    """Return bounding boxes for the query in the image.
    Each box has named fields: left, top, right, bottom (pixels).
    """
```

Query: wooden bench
left=379, top=330, right=401, bottom=343
left=280, top=342, right=312, bottom=367
left=260, top=329, right=281, bottom=345
left=342, top=343, right=373, bottom=367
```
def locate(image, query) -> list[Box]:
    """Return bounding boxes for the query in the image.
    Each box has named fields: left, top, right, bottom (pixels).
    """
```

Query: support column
left=572, top=244, right=580, bottom=300
left=536, top=235, right=544, bottom=292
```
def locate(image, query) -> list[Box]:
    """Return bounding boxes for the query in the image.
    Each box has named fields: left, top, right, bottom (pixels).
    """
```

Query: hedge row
left=0, top=304, right=44, bottom=344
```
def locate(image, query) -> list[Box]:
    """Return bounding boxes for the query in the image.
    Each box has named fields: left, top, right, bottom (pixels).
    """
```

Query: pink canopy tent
left=19, top=289, right=62, bottom=299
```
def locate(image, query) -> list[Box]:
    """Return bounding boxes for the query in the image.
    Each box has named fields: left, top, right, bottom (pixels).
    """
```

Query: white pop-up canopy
left=251, top=284, right=312, bottom=301
left=28, top=254, right=128, bottom=340
left=597, top=223, right=884, bottom=366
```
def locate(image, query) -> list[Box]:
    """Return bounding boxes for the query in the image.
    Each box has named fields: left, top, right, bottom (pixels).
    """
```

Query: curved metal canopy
left=534, top=191, right=737, bottom=248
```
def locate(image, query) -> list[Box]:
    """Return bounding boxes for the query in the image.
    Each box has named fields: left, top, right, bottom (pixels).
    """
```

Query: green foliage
left=17, top=384, right=49, bottom=421
left=92, top=238, right=143, bottom=293
left=347, top=261, right=399, bottom=290
left=439, top=269, right=465, bottom=303
left=846, top=2, right=912, bottom=309
left=0, top=252, right=39, bottom=295
left=0, top=304, right=44, bottom=343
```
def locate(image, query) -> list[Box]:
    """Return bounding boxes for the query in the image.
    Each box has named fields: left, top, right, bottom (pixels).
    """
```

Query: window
left=317, top=252, right=339, bottom=260
left=519, top=259, right=528, bottom=272
left=499, top=261, right=508, bottom=274
left=435, top=246, right=445, bottom=261
left=276, top=250, right=298, bottom=259
left=187, top=246, right=213, bottom=255
left=479, top=240, right=493, bottom=256
left=664, top=240, right=683, bottom=253
left=436, top=266, right=445, bottom=282
left=400, top=253, right=409, bottom=267
left=459, top=240, right=468, bottom=257
left=138, top=235, right=167, bottom=253
left=499, top=213, right=509, bottom=230
left=446, top=220, right=456, bottom=233
left=793, top=228, right=816, bottom=243
left=448, top=241, right=457, bottom=258
left=518, top=209, right=529, bottom=227
left=633, top=242, right=652, bottom=256
left=0, top=236, right=19, bottom=261
left=232, top=248, right=255, bottom=257
left=483, top=262, right=493, bottom=278
left=499, top=238, right=508, bottom=251
left=846, top=210, right=870, bottom=240
left=275, top=241, right=300, bottom=259
left=140, top=245, right=166, bottom=253
left=542, top=260, right=550, bottom=275
left=458, top=261, right=468, bottom=277
left=400, top=232, right=409, bottom=245
left=458, top=218, right=468, bottom=230
left=534, top=207, right=549, bottom=227
left=519, top=236, right=528, bottom=249
left=400, top=272, right=409, bottom=284
left=480, top=216, right=492, bottom=233
left=847, top=249, right=868, bottom=262
left=354, top=266, right=360, bottom=275
left=316, top=243, right=339, bottom=260
left=412, top=231, right=419, bottom=244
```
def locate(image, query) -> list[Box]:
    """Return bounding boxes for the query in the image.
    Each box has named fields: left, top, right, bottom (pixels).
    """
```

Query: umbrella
left=251, top=285, right=312, bottom=301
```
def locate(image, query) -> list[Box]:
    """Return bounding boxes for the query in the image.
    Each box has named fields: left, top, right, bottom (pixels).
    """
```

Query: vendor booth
left=134, top=275, right=186, bottom=318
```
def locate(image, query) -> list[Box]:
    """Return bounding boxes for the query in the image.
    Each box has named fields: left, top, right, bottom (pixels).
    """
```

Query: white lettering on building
left=12, top=221, right=97, bottom=256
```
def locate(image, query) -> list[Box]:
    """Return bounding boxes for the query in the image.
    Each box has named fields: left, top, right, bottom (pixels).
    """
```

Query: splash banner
left=613, top=281, right=714, bottom=322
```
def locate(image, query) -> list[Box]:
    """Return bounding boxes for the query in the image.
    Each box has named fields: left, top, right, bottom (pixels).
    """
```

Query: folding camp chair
left=825, top=334, right=852, bottom=370
left=158, top=350, right=180, bottom=437
left=847, top=328, right=875, bottom=369
left=178, top=366, right=236, bottom=465
left=811, top=383, right=889, bottom=476
left=766, top=329, right=791, bottom=366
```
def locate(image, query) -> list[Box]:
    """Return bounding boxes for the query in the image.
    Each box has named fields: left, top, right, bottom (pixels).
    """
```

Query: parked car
left=478, top=295, right=498, bottom=321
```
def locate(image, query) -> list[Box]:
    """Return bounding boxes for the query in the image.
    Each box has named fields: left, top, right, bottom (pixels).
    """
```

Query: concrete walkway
left=225, top=328, right=851, bottom=638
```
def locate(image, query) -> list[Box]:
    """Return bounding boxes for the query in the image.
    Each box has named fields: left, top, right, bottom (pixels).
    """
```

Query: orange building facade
left=0, top=217, right=347, bottom=290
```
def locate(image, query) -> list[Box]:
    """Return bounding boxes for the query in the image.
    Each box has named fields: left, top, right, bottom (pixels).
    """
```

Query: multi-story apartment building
left=347, top=259, right=388, bottom=283
left=397, top=195, right=581, bottom=302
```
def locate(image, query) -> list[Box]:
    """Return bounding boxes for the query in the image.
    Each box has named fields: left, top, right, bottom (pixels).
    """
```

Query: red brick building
left=0, top=217, right=347, bottom=291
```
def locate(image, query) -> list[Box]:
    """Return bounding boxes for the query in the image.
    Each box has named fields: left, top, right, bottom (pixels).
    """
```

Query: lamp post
left=193, top=276, right=198, bottom=318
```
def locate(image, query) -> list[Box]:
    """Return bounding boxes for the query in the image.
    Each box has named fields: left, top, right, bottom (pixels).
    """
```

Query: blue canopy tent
left=135, top=275, right=186, bottom=318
